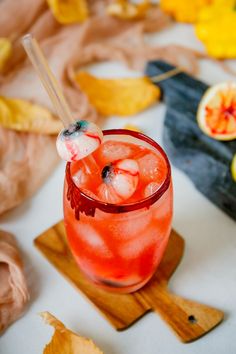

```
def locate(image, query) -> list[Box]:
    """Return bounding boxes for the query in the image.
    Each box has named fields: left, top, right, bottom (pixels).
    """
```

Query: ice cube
left=107, top=209, right=152, bottom=241
left=137, top=152, right=166, bottom=184
left=112, top=173, right=136, bottom=199
left=72, top=167, right=88, bottom=188
left=119, top=225, right=162, bottom=259
left=76, top=223, right=112, bottom=258
left=71, top=156, right=100, bottom=189
left=144, top=182, right=161, bottom=198
left=97, top=183, right=122, bottom=204
left=111, top=159, right=139, bottom=199
left=82, top=155, right=100, bottom=175
left=99, top=159, right=139, bottom=203
left=95, top=140, right=133, bottom=164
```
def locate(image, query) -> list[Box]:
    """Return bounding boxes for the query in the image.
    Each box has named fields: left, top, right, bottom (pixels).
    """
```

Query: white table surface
left=1, top=23, right=236, bottom=354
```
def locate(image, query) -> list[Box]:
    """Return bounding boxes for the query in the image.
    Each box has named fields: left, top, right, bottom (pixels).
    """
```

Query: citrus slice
left=231, top=154, right=236, bottom=182
left=197, top=82, right=236, bottom=141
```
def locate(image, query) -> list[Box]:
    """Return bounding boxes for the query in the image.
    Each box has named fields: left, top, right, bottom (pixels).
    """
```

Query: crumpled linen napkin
left=0, top=230, right=29, bottom=334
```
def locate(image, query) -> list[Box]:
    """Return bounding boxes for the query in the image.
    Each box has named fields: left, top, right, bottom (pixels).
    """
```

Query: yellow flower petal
left=41, top=312, right=103, bottom=354
left=107, top=0, right=151, bottom=20
left=75, top=71, right=160, bottom=116
left=195, top=0, right=236, bottom=58
left=160, top=0, right=211, bottom=23
left=0, top=38, right=12, bottom=72
left=0, top=97, right=62, bottom=134
left=47, top=0, right=88, bottom=24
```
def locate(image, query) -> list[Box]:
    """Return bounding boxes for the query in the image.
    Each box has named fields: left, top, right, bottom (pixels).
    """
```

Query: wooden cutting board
left=34, top=221, right=224, bottom=343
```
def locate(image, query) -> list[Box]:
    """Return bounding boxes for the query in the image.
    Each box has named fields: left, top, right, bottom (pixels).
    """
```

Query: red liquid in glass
left=64, top=131, right=173, bottom=293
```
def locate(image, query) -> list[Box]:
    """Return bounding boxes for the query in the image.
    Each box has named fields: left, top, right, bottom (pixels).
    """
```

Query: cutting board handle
left=143, top=286, right=224, bottom=342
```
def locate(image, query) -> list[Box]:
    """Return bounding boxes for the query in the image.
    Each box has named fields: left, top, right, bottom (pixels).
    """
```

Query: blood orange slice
left=197, top=82, right=236, bottom=141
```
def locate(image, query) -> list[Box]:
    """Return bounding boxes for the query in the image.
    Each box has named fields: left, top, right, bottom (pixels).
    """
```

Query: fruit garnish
left=75, top=71, right=160, bottom=116
left=231, top=154, right=236, bottom=182
left=197, top=82, right=236, bottom=141
left=56, top=120, right=103, bottom=161
left=41, top=312, right=103, bottom=354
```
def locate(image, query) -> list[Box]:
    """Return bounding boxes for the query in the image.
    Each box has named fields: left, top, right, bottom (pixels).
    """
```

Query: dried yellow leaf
left=124, top=124, right=142, bottom=132
left=75, top=72, right=160, bottom=116
left=0, top=38, right=12, bottom=72
left=47, top=0, right=88, bottom=24
left=0, top=97, right=62, bottom=134
left=41, top=312, right=103, bottom=354
left=107, top=0, right=151, bottom=20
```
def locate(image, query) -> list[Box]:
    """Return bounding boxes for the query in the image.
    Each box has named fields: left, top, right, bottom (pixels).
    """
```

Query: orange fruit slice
left=197, top=82, right=236, bottom=141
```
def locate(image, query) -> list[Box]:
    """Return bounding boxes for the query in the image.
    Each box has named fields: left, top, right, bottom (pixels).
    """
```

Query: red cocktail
left=64, top=129, right=172, bottom=293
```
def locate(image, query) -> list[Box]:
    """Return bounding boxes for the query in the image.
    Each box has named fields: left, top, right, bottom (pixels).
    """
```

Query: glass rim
left=66, top=129, right=171, bottom=215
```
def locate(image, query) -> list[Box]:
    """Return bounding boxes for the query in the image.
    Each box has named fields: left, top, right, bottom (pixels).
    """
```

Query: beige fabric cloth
left=0, top=127, right=59, bottom=215
left=0, top=230, right=29, bottom=334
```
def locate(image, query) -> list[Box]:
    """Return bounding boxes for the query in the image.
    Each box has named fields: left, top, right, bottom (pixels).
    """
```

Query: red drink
left=64, top=130, right=173, bottom=293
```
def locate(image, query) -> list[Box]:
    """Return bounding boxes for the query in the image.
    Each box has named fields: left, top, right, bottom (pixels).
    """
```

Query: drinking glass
left=64, top=129, right=173, bottom=293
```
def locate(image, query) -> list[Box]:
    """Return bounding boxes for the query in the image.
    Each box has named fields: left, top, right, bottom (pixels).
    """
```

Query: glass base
left=80, top=268, right=154, bottom=293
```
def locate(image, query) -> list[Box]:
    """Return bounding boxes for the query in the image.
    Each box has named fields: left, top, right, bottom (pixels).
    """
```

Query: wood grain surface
left=34, top=221, right=224, bottom=342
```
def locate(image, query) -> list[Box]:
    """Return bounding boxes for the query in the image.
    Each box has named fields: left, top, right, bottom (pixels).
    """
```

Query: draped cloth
left=0, top=230, right=29, bottom=334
